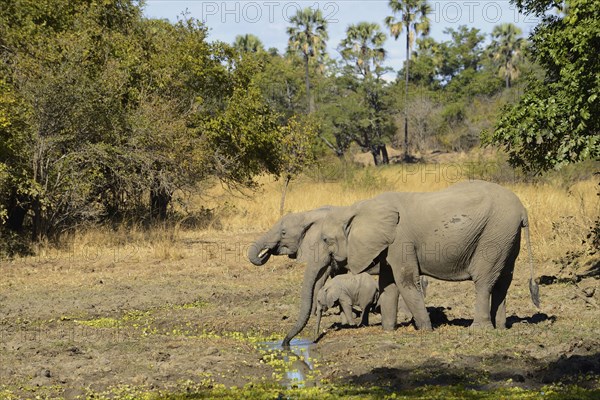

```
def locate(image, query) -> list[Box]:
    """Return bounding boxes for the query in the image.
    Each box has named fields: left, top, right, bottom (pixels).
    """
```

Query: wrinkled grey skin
left=320, top=180, right=540, bottom=331
left=393, top=276, right=428, bottom=322
left=248, top=206, right=398, bottom=347
left=248, top=207, right=340, bottom=347
left=314, top=272, right=379, bottom=339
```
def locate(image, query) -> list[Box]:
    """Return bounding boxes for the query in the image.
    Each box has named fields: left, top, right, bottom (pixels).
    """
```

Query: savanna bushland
left=0, top=0, right=598, bottom=398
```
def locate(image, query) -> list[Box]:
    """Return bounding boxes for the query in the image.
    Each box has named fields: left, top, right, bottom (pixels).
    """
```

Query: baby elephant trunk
left=314, top=306, right=322, bottom=342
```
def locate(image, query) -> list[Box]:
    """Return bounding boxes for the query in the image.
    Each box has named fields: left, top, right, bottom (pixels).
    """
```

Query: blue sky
left=143, top=1, right=540, bottom=78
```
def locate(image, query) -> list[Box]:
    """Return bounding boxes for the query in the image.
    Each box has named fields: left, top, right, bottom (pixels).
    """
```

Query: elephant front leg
left=339, top=299, right=356, bottom=326
left=397, top=294, right=413, bottom=323
left=387, top=246, right=432, bottom=331
left=379, top=263, right=399, bottom=331
left=396, top=282, right=432, bottom=330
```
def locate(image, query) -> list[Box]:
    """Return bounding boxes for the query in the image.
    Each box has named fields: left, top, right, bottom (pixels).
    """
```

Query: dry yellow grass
left=2, top=161, right=598, bottom=398
left=12, top=161, right=598, bottom=276
left=201, top=162, right=598, bottom=273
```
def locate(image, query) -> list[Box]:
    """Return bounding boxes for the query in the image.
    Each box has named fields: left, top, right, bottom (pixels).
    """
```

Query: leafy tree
left=286, top=8, right=329, bottom=114
left=439, top=26, right=485, bottom=84
left=334, top=22, right=394, bottom=165
left=338, top=22, right=388, bottom=79
left=131, top=17, right=233, bottom=221
left=489, top=0, right=600, bottom=172
left=488, top=23, right=527, bottom=88
left=0, top=0, right=289, bottom=251
left=254, top=52, right=305, bottom=118
left=323, top=74, right=395, bottom=165
left=387, top=23, right=507, bottom=154
left=233, top=34, right=265, bottom=54
left=409, top=37, right=443, bottom=88
left=409, top=26, right=487, bottom=91
left=385, top=0, right=432, bottom=160
left=0, top=0, right=146, bottom=238
left=278, top=116, right=318, bottom=215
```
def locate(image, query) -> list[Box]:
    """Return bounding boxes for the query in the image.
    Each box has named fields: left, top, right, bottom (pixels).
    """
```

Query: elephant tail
left=522, top=213, right=540, bottom=308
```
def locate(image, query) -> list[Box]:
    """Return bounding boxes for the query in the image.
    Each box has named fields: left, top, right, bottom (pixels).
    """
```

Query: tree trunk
left=404, top=26, right=410, bottom=161
left=6, top=192, right=27, bottom=233
left=380, top=144, right=389, bottom=165
left=319, top=135, right=344, bottom=158
left=150, top=182, right=171, bottom=221
left=370, top=147, right=382, bottom=166
left=279, top=175, right=291, bottom=217
left=304, top=55, right=312, bottom=114
left=31, top=196, right=43, bottom=242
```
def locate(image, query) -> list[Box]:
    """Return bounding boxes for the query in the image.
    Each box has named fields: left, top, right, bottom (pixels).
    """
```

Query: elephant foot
left=397, top=314, right=412, bottom=323
left=381, top=322, right=396, bottom=331
left=414, top=319, right=433, bottom=331
left=470, top=320, right=494, bottom=330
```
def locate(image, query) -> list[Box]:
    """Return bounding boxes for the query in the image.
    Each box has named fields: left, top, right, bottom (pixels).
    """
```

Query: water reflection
left=259, top=338, right=320, bottom=388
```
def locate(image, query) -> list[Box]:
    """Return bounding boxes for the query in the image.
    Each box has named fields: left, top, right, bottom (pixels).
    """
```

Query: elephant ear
left=300, top=206, right=332, bottom=233
left=325, top=286, right=340, bottom=309
left=296, top=206, right=333, bottom=262
left=346, top=194, right=399, bottom=274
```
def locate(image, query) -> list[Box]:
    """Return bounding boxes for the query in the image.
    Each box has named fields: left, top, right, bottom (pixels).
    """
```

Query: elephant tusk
left=258, top=248, right=270, bottom=259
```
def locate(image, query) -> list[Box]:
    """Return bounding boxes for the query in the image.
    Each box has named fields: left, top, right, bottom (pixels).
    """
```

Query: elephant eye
left=281, top=229, right=286, bottom=236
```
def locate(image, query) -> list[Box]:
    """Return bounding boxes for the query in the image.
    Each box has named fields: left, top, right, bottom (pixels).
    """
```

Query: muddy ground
left=1, top=231, right=599, bottom=398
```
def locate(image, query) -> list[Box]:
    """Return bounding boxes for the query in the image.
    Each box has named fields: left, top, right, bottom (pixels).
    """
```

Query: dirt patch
left=1, top=231, right=599, bottom=398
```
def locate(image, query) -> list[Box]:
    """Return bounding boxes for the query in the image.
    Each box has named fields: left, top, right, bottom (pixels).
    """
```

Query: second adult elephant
left=247, top=207, right=401, bottom=346
left=320, top=180, right=540, bottom=331
left=247, top=207, right=336, bottom=347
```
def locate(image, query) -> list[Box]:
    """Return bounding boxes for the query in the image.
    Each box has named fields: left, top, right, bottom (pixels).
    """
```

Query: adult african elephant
left=320, top=180, right=540, bottom=331
left=247, top=207, right=339, bottom=346
left=247, top=206, right=401, bottom=346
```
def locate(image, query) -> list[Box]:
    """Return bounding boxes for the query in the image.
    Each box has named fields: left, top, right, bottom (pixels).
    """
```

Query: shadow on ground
left=426, top=306, right=555, bottom=329
left=343, top=352, right=600, bottom=391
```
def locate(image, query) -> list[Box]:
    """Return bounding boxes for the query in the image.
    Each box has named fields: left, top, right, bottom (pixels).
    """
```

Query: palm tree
left=385, top=0, right=431, bottom=161
left=338, top=22, right=391, bottom=165
left=489, top=23, right=525, bottom=89
left=287, top=8, right=328, bottom=114
left=339, top=22, right=387, bottom=79
left=233, top=34, right=264, bottom=53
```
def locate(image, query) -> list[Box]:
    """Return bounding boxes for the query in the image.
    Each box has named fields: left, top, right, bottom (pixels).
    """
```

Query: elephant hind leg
left=358, top=308, right=368, bottom=327
left=491, top=265, right=515, bottom=329
left=469, top=237, right=518, bottom=329
left=470, top=256, right=498, bottom=329
left=472, top=281, right=494, bottom=329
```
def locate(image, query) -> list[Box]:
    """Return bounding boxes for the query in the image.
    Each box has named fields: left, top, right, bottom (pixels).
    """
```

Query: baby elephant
left=315, top=273, right=379, bottom=338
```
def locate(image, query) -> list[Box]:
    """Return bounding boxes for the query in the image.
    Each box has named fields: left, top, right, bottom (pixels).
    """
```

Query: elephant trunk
left=248, top=237, right=273, bottom=266
left=282, top=260, right=329, bottom=347
left=314, top=306, right=322, bottom=341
